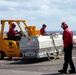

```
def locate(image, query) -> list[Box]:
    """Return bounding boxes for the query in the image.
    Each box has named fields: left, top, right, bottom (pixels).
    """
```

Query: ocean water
left=4, top=30, right=76, bottom=36
left=47, top=31, right=76, bottom=35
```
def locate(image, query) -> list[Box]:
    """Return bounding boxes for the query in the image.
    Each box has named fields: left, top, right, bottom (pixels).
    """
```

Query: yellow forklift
left=0, top=20, right=40, bottom=59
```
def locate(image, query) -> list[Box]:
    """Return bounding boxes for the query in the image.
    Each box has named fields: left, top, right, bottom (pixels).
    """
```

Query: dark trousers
left=8, top=36, right=21, bottom=41
left=63, top=44, right=75, bottom=71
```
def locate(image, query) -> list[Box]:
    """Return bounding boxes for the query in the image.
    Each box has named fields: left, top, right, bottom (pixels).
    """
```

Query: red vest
left=8, top=28, right=19, bottom=37
left=40, top=28, right=46, bottom=35
left=63, top=27, right=74, bottom=48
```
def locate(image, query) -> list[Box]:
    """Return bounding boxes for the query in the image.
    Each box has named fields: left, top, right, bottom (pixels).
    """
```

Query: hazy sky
left=0, top=0, right=76, bottom=31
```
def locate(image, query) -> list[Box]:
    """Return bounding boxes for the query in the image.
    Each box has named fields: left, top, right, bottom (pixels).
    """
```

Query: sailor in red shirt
left=40, top=24, right=47, bottom=35
left=58, top=22, right=75, bottom=74
left=7, top=23, right=21, bottom=41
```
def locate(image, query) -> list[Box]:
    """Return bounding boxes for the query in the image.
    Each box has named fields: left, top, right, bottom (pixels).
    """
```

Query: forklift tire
left=0, top=52, right=4, bottom=60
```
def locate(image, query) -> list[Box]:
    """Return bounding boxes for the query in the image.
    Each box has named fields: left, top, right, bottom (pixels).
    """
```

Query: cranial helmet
left=61, top=22, right=68, bottom=28
left=42, top=24, right=47, bottom=28
left=62, top=22, right=67, bottom=25
left=11, top=23, right=16, bottom=27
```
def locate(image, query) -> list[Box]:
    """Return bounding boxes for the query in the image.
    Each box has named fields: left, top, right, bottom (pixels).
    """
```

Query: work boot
left=58, top=69, right=67, bottom=74
left=69, top=70, right=76, bottom=73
